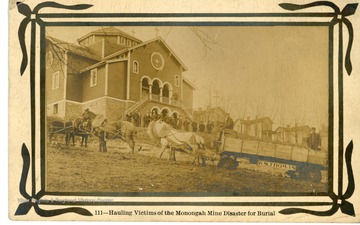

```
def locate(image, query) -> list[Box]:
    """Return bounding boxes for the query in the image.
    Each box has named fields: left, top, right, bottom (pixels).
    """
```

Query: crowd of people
left=84, top=107, right=322, bottom=151
left=124, top=109, right=223, bottom=134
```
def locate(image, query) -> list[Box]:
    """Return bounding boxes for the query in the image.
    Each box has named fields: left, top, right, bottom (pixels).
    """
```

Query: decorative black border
left=14, top=0, right=357, bottom=218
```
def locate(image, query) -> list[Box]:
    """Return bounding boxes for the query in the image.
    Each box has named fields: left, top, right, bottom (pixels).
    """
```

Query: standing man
left=151, top=109, right=159, bottom=121
left=192, top=120, right=198, bottom=132
left=206, top=121, right=214, bottom=134
left=143, top=112, right=151, bottom=127
left=183, top=118, right=190, bottom=131
left=307, top=127, right=321, bottom=150
left=176, top=115, right=183, bottom=130
left=132, top=111, right=140, bottom=127
left=82, top=108, right=91, bottom=121
left=199, top=121, right=205, bottom=132
left=171, top=113, right=178, bottom=128
left=126, top=113, right=132, bottom=123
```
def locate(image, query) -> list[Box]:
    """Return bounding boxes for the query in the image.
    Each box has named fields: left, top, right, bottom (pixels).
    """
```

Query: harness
left=159, top=128, right=195, bottom=151
left=49, top=125, right=73, bottom=134
left=98, top=122, right=125, bottom=141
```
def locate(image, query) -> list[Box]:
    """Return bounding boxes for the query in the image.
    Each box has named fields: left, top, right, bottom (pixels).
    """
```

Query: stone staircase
left=180, top=102, right=194, bottom=120
left=122, top=94, right=150, bottom=118
left=122, top=93, right=194, bottom=121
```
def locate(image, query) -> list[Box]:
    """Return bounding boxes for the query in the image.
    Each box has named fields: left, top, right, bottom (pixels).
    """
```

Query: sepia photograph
left=45, top=26, right=329, bottom=194
left=8, top=0, right=360, bottom=222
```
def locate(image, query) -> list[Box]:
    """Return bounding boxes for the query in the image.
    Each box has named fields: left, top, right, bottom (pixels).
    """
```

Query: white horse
left=147, top=120, right=215, bottom=165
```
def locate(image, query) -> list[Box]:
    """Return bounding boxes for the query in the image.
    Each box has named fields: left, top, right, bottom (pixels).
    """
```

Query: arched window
left=141, top=77, right=150, bottom=97
left=151, top=108, right=159, bottom=115
left=174, top=75, right=180, bottom=87
left=161, top=108, right=170, bottom=117
left=162, top=84, right=170, bottom=98
left=172, top=111, right=179, bottom=119
left=133, top=61, right=139, bottom=74
left=152, top=80, right=161, bottom=95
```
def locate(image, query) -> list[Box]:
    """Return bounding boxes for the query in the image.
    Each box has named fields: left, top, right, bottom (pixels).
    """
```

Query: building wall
left=82, top=65, right=106, bottom=102
left=47, top=98, right=126, bottom=122
left=182, top=81, right=193, bottom=112
left=105, top=98, right=127, bottom=121
left=46, top=101, right=65, bottom=118
left=47, top=42, right=99, bottom=105
left=66, top=74, right=83, bottom=102
left=67, top=53, right=97, bottom=75
left=46, top=45, right=65, bottom=104
left=82, top=97, right=107, bottom=117
left=103, top=36, right=125, bottom=57
left=47, top=36, right=195, bottom=121
left=107, top=61, right=127, bottom=100
left=129, top=41, right=183, bottom=102
left=87, top=39, right=103, bottom=58
left=64, top=101, right=83, bottom=120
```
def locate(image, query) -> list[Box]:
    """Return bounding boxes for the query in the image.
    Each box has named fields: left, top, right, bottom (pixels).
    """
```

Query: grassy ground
left=46, top=137, right=327, bottom=194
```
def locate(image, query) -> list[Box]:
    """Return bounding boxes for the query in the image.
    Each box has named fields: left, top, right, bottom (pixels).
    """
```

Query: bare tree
left=189, top=27, right=220, bottom=58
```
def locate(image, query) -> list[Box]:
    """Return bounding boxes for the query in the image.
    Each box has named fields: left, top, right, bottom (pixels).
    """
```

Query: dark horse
left=69, top=118, right=92, bottom=148
left=94, top=120, right=138, bottom=153
left=48, top=116, right=92, bottom=148
left=48, top=118, right=74, bottom=146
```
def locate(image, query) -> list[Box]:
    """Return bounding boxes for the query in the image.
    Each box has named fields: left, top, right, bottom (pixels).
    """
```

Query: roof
left=275, top=125, right=311, bottom=133
left=77, top=27, right=143, bottom=43
left=240, top=117, right=273, bottom=124
left=46, top=36, right=101, bottom=61
left=182, top=76, right=197, bottom=90
left=80, top=36, right=188, bottom=73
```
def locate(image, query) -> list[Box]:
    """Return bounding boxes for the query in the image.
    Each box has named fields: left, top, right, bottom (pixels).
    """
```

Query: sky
left=46, top=26, right=329, bottom=129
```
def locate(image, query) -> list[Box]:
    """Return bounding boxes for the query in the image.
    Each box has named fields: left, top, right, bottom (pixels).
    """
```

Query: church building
left=46, top=27, right=196, bottom=122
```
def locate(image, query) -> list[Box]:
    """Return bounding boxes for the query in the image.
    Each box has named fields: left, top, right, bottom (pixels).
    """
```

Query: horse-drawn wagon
left=217, top=130, right=328, bottom=182
left=47, top=116, right=92, bottom=147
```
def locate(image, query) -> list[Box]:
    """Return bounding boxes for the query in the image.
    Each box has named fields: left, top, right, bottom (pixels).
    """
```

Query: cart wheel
left=286, top=170, right=299, bottom=179
left=217, top=156, right=238, bottom=170
left=300, top=166, right=322, bottom=182
left=306, top=170, right=322, bottom=183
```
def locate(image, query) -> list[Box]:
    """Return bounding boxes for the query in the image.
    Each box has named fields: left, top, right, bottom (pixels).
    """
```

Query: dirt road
left=46, top=139, right=327, bottom=194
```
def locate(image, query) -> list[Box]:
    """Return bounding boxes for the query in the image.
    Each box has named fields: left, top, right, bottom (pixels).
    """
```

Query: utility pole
left=131, top=28, right=136, bottom=37
left=213, top=91, right=220, bottom=107
left=208, top=89, right=212, bottom=108
left=155, top=27, right=160, bottom=37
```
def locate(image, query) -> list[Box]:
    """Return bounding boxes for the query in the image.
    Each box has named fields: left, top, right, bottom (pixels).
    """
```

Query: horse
left=48, top=117, right=73, bottom=146
left=69, top=118, right=92, bottom=148
left=93, top=119, right=138, bottom=154
left=147, top=120, right=216, bottom=165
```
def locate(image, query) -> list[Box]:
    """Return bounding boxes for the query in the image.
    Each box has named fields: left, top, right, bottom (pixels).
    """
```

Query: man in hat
left=143, top=112, right=151, bottom=127
left=221, top=113, right=234, bottom=130
left=217, top=113, right=234, bottom=141
left=82, top=108, right=91, bottom=121
left=176, top=114, right=183, bottom=130
left=307, top=127, right=321, bottom=150
left=183, top=118, right=190, bottom=131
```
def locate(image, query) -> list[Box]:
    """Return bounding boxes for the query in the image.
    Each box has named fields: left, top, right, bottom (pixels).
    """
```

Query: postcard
left=8, top=0, right=360, bottom=222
